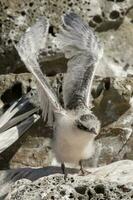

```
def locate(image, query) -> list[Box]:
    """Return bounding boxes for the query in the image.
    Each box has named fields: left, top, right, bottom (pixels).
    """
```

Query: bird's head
left=75, top=113, right=100, bottom=136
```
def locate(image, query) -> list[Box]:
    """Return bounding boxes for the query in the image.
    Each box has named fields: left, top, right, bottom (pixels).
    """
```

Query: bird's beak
left=90, top=128, right=97, bottom=135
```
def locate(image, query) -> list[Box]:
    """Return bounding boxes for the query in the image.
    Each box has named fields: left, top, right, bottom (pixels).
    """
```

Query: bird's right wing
left=15, top=17, right=65, bottom=126
left=56, top=12, right=103, bottom=110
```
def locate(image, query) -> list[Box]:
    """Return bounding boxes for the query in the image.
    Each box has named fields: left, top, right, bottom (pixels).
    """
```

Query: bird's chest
left=53, top=121, right=94, bottom=163
left=56, top=126, right=88, bottom=148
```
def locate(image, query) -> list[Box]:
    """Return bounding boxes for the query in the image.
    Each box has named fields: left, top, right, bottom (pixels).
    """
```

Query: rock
left=0, top=0, right=133, bottom=75
left=93, top=77, right=133, bottom=126
left=0, top=73, right=35, bottom=104
left=0, top=166, right=77, bottom=199
left=0, top=73, right=59, bottom=106
left=97, top=20, right=133, bottom=77
left=89, top=77, right=133, bottom=166
left=2, top=160, right=133, bottom=200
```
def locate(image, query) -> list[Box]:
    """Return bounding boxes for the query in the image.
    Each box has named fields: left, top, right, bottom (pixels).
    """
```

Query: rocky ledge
left=0, top=160, right=132, bottom=200
left=1, top=0, right=133, bottom=76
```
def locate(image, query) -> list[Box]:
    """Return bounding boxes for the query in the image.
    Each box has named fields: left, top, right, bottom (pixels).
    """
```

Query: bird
left=15, top=12, right=103, bottom=177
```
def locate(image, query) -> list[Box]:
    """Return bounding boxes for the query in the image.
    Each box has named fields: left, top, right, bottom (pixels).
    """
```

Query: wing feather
left=0, top=94, right=40, bottom=153
left=15, top=17, right=64, bottom=126
left=0, top=114, right=39, bottom=153
left=56, top=12, right=103, bottom=110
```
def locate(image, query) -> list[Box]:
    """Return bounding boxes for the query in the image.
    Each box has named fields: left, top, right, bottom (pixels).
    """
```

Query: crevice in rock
left=93, top=15, right=103, bottom=24
left=49, top=25, right=56, bottom=37
left=96, top=20, right=123, bottom=32
left=107, top=0, right=125, bottom=1
left=104, top=77, right=111, bottom=90
left=27, top=86, right=31, bottom=93
left=1, top=82, right=23, bottom=107
left=110, top=10, right=120, bottom=19
left=94, top=184, right=105, bottom=194
left=87, top=189, right=93, bottom=199
left=75, top=186, right=87, bottom=195
left=29, top=2, right=34, bottom=7
left=21, top=11, right=26, bottom=16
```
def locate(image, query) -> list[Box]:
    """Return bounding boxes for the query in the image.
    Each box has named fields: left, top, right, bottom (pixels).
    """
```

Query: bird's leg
left=61, top=163, right=67, bottom=180
left=79, top=160, right=91, bottom=176
left=79, top=160, right=85, bottom=175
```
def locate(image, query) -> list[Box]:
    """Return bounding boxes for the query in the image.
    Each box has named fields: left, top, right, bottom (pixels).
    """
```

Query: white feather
left=15, top=17, right=65, bottom=126
left=0, top=96, right=39, bottom=153
left=0, top=114, right=39, bottom=153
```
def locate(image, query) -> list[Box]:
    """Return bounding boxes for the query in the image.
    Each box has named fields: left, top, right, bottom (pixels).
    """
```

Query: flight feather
left=56, top=12, right=103, bottom=110
left=15, top=17, right=64, bottom=126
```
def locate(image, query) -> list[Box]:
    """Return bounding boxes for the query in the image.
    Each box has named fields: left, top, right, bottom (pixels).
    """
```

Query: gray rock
left=3, top=160, right=133, bottom=200
left=93, top=77, right=133, bottom=126
left=0, top=73, right=36, bottom=103
left=0, top=166, right=77, bottom=199
left=97, top=20, right=133, bottom=77
left=0, top=0, right=133, bottom=75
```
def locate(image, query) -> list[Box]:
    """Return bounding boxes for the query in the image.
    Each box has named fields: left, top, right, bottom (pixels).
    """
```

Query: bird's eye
left=77, top=122, right=88, bottom=131
left=76, top=121, right=97, bottom=134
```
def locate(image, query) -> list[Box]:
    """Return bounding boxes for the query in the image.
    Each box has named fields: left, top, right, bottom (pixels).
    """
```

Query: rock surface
left=1, top=160, right=132, bottom=200
left=0, top=0, right=133, bottom=75
left=97, top=21, right=133, bottom=77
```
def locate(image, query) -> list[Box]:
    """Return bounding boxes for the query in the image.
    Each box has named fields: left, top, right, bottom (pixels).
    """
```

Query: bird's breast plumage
left=53, top=114, right=95, bottom=164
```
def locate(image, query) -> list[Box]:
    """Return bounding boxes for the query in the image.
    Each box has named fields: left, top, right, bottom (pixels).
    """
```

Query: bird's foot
left=78, top=160, right=92, bottom=176
left=78, top=168, right=92, bottom=176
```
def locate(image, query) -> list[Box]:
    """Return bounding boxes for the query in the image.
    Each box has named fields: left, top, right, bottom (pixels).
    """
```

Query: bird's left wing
left=15, top=17, right=65, bottom=126
left=56, top=12, right=103, bottom=110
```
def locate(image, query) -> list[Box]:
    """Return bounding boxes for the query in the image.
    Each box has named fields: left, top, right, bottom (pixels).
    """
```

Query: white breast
left=53, top=113, right=95, bottom=164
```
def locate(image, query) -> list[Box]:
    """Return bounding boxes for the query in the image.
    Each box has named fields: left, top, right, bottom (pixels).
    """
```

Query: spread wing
left=15, top=17, right=64, bottom=126
left=56, top=12, right=103, bottom=110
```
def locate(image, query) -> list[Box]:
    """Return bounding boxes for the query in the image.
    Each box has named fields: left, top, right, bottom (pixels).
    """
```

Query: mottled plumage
left=56, top=12, right=103, bottom=110
left=15, top=12, right=103, bottom=175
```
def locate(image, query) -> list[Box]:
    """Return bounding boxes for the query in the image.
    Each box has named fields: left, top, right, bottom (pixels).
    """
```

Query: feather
left=0, top=94, right=40, bottom=153
left=0, top=97, right=28, bottom=129
left=15, top=17, right=65, bottom=126
left=56, top=12, right=103, bottom=110
left=0, top=107, right=38, bottom=133
left=0, top=114, right=39, bottom=153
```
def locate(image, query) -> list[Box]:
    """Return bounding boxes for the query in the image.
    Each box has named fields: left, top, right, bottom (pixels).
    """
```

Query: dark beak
left=90, top=128, right=97, bottom=135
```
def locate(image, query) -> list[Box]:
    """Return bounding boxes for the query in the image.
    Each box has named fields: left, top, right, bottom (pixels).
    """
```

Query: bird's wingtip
left=62, top=11, right=81, bottom=26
